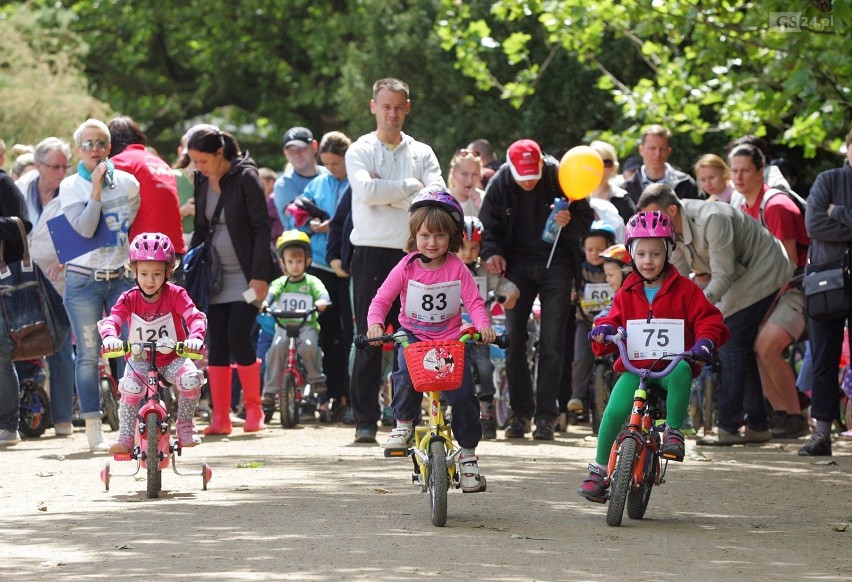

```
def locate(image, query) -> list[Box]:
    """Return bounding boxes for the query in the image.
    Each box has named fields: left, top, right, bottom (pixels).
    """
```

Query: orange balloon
left=558, top=146, right=604, bottom=200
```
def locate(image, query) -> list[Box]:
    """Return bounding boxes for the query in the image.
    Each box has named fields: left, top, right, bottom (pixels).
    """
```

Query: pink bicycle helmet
left=624, top=211, right=676, bottom=248
left=286, top=202, right=312, bottom=228
left=463, top=216, right=483, bottom=242
left=409, top=187, right=464, bottom=233
left=128, top=232, right=176, bottom=265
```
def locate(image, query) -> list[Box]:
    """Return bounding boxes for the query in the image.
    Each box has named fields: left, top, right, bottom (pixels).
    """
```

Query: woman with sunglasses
left=589, top=140, right=636, bottom=224
left=58, top=118, right=140, bottom=451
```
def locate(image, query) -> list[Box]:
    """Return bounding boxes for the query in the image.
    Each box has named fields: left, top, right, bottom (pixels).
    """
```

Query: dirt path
left=1, top=421, right=850, bottom=581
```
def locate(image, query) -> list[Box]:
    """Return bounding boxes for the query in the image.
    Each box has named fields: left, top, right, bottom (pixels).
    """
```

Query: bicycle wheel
left=19, top=382, right=51, bottom=438
left=627, top=448, right=656, bottom=520
left=606, top=437, right=637, bottom=527
left=279, top=372, right=300, bottom=428
left=145, top=412, right=161, bottom=499
left=101, top=377, right=120, bottom=432
left=591, top=363, right=610, bottom=436
left=701, top=371, right=716, bottom=436
left=428, top=440, right=448, bottom=527
left=493, top=366, right=510, bottom=429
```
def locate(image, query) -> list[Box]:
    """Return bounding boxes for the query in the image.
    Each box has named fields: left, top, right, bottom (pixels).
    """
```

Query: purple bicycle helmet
left=409, top=187, right=464, bottom=233
left=128, top=232, right=176, bottom=266
left=624, top=211, right=676, bottom=249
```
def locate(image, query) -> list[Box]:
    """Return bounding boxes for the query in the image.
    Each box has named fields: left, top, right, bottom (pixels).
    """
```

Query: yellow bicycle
left=355, top=328, right=508, bottom=526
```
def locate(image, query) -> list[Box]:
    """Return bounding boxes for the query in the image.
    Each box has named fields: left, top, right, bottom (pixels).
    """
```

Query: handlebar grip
left=354, top=334, right=371, bottom=350
left=494, top=334, right=510, bottom=349
left=175, top=342, right=204, bottom=360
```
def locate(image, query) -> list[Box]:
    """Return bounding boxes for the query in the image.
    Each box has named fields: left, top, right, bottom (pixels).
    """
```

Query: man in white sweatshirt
left=345, top=77, right=445, bottom=443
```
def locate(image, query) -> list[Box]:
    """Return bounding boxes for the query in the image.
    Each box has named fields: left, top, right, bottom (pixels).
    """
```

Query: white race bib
left=580, top=283, right=612, bottom=313
left=275, top=293, right=314, bottom=312
left=626, top=319, right=685, bottom=360
left=473, top=276, right=487, bottom=301
left=404, top=280, right=462, bottom=323
left=129, top=313, right=178, bottom=352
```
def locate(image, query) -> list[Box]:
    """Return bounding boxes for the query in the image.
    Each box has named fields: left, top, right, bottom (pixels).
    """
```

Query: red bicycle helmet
left=463, top=216, right=483, bottom=242
left=599, top=244, right=631, bottom=267
left=409, top=187, right=464, bottom=233
left=128, top=232, right=176, bottom=266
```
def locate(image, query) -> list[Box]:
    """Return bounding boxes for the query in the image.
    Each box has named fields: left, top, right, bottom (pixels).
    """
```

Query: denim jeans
left=64, top=271, right=132, bottom=419
left=717, top=292, right=775, bottom=433
left=46, top=332, right=75, bottom=424
left=504, top=261, right=574, bottom=422
left=391, top=331, right=481, bottom=449
left=0, top=358, right=20, bottom=431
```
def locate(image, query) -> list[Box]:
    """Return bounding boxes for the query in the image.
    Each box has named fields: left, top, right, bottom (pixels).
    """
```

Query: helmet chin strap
left=136, top=279, right=165, bottom=299
left=406, top=253, right=433, bottom=267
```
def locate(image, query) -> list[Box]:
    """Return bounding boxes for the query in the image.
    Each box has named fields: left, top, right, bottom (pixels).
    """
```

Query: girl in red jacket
left=578, top=211, right=730, bottom=503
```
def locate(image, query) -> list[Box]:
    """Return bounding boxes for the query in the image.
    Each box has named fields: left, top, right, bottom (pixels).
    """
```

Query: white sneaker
left=54, top=422, right=73, bottom=437
left=0, top=429, right=21, bottom=446
left=383, top=422, right=414, bottom=449
left=459, top=452, right=485, bottom=492
left=567, top=398, right=585, bottom=412
left=85, top=418, right=109, bottom=452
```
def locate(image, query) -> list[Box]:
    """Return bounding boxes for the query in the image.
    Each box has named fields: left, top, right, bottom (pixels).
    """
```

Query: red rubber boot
left=202, top=366, right=233, bottom=436
left=238, top=359, right=266, bottom=433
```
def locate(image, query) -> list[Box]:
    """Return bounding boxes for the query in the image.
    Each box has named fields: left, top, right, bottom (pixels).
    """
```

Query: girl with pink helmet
left=578, top=211, right=730, bottom=503
left=97, top=232, right=208, bottom=454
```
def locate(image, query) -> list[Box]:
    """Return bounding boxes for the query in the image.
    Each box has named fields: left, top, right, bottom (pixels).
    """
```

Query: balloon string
left=545, top=225, right=561, bottom=269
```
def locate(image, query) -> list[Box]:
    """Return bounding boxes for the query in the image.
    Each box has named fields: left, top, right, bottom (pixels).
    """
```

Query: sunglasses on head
left=455, top=148, right=481, bottom=158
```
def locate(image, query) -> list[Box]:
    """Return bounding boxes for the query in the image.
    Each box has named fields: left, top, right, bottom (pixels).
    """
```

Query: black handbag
left=183, top=196, right=225, bottom=312
left=0, top=217, right=70, bottom=361
left=803, top=250, right=852, bottom=322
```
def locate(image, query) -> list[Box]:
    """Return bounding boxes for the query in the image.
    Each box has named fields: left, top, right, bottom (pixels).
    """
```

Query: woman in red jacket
left=578, top=211, right=730, bottom=503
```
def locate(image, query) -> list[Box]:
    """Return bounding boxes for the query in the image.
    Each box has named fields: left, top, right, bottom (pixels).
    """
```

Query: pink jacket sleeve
left=98, top=290, right=131, bottom=339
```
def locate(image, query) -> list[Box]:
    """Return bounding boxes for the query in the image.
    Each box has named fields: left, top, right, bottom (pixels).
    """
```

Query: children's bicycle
left=355, top=328, right=509, bottom=527
left=264, top=306, right=320, bottom=428
left=601, top=328, right=692, bottom=527
left=17, top=359, right=51, bottom=438
left=99, top=340, right=212, bottom=499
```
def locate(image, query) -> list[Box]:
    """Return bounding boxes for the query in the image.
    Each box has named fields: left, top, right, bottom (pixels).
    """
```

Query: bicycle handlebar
left=102, top=340, right=203, bottom=361
left=605, top=327, right=690, bottom=379
left=354, top=330, right=510, bottom=350
left=265, top=306, right=319, bottom=321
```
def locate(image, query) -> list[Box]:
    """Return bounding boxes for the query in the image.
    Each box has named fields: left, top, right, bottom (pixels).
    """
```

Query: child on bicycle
left=568, top=221, right=618, bottom=417
left=98, top=233, right=207, bottom=454
left=456, top=215, right=519, bottom=440
left=262, top=231, right=331, bottom=419
left=577, top=211, right=729, bottom=503
left=367, top=189, right=495, bottom=493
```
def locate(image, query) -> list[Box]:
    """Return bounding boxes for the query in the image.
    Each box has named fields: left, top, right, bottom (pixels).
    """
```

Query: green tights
left=595, top=360, right=692, bottom=466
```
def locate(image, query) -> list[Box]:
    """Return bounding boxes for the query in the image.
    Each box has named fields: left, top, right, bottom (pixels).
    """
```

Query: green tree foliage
left=437, top=0, right=851, bottom=162
left=0, top=4, right=111, bottom=156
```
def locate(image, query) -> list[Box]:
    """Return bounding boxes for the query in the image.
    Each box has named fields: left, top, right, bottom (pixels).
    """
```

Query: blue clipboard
left=47, top=213, right=114, bottom=264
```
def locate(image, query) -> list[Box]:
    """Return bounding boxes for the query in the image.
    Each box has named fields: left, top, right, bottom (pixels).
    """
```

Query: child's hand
left=366, top=324, right=385, bottom=342
left=316, top=299, right=330, bottom=312
left=102, top=336, right=123, bottom=352
left=588, top=324, right=615, bottom=344
left=478, top=326, right=497, bottom=344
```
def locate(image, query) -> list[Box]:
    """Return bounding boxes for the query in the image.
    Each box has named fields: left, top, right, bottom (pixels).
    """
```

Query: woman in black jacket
left=187, top=127, right=276, bottom=435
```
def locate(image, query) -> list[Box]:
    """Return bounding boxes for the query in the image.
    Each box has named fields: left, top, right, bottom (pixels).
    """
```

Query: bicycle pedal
left=112, top=453, right=133, bottom=461
left=383, top=448, right=410, bottom=458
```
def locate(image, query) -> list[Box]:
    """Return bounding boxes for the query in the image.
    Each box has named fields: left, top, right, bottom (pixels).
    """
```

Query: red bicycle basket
left=404, top=340, right=466, bottom=393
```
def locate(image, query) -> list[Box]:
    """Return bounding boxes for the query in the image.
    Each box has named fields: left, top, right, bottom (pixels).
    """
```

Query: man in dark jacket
left=479, top=139, right=594, bottom=440
left=624, top=125, right=703, bottom=204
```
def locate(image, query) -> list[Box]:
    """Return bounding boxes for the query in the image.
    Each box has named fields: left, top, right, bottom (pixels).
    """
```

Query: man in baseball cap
left=274, top=126, right=327, bottom=230
left=506, top=138, right=543, bottom=185
left=282, top=126, right=315, bottom=149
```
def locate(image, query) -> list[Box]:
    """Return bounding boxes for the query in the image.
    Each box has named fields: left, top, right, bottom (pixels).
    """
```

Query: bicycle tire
left=145, top=412, right=160, bottom=499
left=19, top=382, right=51, bottom=438
left=701, top=372, right=716, bottom=436
left=101, top=377, right=120, bottom=432
left=627, top=447, right=655, bottom=520
left=279, top=372, right=300, bottom=429
left=493, top=366, right=510, bottom=429
left=591, top=363, right=610, bottom=436
left=428, top=440, right=448, bottom=527
left=606, top=437, right=637, bottom=527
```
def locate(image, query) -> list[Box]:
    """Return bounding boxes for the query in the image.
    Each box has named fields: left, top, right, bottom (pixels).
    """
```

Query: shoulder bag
left=802, top=248, right=852, bottom=322
left=183, top=195, right=225, bottom=312
left=0, top=217, right=71, bottom=361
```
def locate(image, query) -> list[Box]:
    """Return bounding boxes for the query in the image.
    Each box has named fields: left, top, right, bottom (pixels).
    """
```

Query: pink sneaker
left=176, top=420, right=201, bottom=448
left=108, top=435, right=134, bottom=455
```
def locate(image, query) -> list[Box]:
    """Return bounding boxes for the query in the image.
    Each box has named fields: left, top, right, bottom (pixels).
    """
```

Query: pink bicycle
left=99, top=340, right=212, bottom=498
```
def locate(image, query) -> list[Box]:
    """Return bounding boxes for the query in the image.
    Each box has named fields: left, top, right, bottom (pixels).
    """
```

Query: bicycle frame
left=266, top=307, right=318, bottom=427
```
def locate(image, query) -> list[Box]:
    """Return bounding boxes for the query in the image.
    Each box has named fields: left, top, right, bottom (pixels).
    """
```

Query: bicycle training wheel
left=627, top=446, right=656, bottom=520
left=279, top=372, right=299, bottom=428
left=19, top=382, right=51, bottom=438
left=146, top=412, right=161, bottom=499
left=591, top=363, right=610, bottom=436
left=606, top=437, right=636, bottom=527
left=428, top=440, right=449, bottom=527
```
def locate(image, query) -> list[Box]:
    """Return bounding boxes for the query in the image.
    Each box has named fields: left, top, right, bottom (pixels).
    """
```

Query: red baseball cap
left=507, top=139, right=542, bottom=182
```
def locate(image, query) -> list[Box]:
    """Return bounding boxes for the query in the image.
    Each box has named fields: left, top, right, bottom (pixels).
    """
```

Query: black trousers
left=309, top=266, right=354, bottom=402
